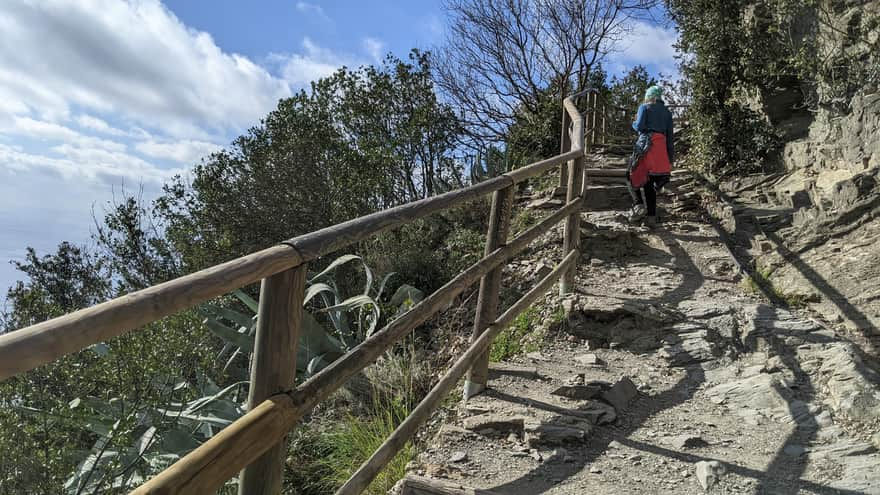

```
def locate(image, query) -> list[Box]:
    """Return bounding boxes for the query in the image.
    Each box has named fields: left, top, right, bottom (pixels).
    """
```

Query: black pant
left=638, top=175, right=668, bottom=216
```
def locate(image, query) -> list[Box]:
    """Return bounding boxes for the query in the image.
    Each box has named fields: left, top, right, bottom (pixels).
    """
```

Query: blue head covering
left=644, top=86, right=663, bottom=102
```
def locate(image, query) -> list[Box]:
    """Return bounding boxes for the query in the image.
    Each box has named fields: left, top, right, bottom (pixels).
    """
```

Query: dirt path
left=403, top=169, right=880, bottom=494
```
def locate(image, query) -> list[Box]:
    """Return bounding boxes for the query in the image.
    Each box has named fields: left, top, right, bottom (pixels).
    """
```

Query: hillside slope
left=395, top=159, right=880, bottom=494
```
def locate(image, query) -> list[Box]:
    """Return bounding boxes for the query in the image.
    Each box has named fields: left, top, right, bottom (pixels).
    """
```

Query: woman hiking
left=627, top=85, right=674, bottom=229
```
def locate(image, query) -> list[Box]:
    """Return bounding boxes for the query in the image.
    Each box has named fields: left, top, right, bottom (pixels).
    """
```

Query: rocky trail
left=396, top=158, right=880, bottom=494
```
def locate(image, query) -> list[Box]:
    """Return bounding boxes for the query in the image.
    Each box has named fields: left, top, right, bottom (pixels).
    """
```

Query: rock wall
left=758, top=0, right=880, bottom=210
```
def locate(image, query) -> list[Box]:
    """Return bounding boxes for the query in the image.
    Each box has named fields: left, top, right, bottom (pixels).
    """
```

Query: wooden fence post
left=558, top=103, right=571, bottom=190
left=560, top=112, right=585, bottom=296
left=239, top=265, right=307, bottom=495
left=601, top=102, right=607, bottom=145
left=590, top=92, right=598, bottom=150
left=583, top=93, right=594, bottom=154
left=464, top=186, right=514, bottom=400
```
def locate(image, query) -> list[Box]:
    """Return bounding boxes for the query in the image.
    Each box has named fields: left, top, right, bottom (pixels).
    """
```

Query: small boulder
left=575, top=353, right=605, bottom=367
left=463, top=415, right=525, bottom=435
left=449, top=451, right=468, bottom=463
left=524, top=423, right=588, bottom=447
left=601, top=377, right=640, bottom=412
left=695, top=460, right=726, bottom=490
left=551, top=384, right=604, bottom=400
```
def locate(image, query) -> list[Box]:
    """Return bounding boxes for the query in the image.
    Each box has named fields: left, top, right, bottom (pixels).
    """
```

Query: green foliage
left=286, top=398, right=414, bottom=495
left=511, top=208, right=541, bottom=236
left=669, top=0, right=880, bottom=176
left=505, top=78, right=571, bottom=168
left=609, top=65, right=658, bottom=110
left=0, top=309, right=218, bottom=494
left=62, top=378, right=247, bottom=494
left=469, top=146, right=511, bottom=183
left=285, top=347, right=427, bottom=495
left=667, top=0, right=784, bottom=176
left=203, top=256, right=424, bottom=379
left=157, top=50, right=464, bottom=273
left=2, top=242, right=110, bottom=329
left=92, top=195, right=181, bottom=291
left=490, top=307, right=541, bottom=362
left=362, top=201, right=488, bottom=293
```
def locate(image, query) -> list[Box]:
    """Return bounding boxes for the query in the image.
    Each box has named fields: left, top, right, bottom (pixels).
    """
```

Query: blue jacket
left=632, top=99, right=674, bottom=164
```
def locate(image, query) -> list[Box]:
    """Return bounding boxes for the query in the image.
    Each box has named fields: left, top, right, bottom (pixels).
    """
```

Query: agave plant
left=202, top=255, right=424, bottom=378
left=57, top=372, right=246, bottom=494
left=58, top=256, right=423, bottom=492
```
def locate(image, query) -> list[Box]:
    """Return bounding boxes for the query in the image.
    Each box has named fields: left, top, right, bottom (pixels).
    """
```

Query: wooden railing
left=0, top=89, right=625, bottom=494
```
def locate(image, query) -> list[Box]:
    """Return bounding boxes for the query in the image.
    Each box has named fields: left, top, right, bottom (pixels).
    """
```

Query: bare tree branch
left=436, top=0, right=661, bottom=145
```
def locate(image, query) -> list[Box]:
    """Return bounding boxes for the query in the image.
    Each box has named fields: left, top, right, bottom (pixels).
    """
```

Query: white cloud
left=274, top=37, right=357, bottom=88
left=609, top=21, right=679, bottom=77
left=295, top=1, right=330, bottom=22
left=10, top=117, right=126, bottom=152
left=363, top=37, right=385, bottom=63
left=135, top=139, right=222, bottom=164
left=75, top=115, right=129, bottom=137
left=0, top=142, right=171, bottom=185
left=0, top=0, right=291, bottom=139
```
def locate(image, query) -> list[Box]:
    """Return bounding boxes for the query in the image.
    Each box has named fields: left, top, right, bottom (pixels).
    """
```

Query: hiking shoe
left=628, top=205, right=646, bottom=223
left=645, top=215, right=658, bottom=229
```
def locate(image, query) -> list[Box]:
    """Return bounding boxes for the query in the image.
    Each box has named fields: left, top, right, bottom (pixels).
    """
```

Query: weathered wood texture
left=134, top=198, right=583, bottom=494
left=560, top=105, right=585, bottom=295
left=590, top=91, right=599, bottom=146
left=395, top=475, right=503, bottom=495
left=464, top=185, right=514, bottom=398
left=559, top=102, right=572, bottom=189
left=0, top=244, right=302, bottom=381
left=132, top=394, right=299, bottom=495
left=337, top=251, right=578, bottom=495
left=561, top=157, right=585, bottom=295
left=238, top=266, right=307, bottom=495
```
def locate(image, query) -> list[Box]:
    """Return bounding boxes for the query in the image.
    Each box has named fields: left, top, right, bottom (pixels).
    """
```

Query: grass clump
left=320, top=397, right=414, bottom=494
left=490, top=307, right=542, bottom=362
left=285, top=346, right=429, bottom=494
left=511, top=208, right=541, bottom=235
left=742, top=267, right=819, bottom=309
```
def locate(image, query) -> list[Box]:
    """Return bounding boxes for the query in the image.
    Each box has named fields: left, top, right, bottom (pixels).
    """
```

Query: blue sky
left=0, top=0, right=677, bottom=296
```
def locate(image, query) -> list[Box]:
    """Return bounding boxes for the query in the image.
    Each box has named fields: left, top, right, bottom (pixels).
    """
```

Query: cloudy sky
left=0, top=0, right=677, bottom=295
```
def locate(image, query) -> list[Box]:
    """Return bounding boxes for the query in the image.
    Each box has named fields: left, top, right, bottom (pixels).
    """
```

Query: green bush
left=362, top=200, right=488, bottom=294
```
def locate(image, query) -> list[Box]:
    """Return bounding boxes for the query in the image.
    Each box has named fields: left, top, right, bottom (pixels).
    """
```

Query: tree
left=93, top=192, right=181, bottom=292
left=609, top=65, right=658, bottom=111
left=0, top=241, right=216, bottom=494
left=435, top=0, right=660, bottom=145
left=2, top=242, right=110, bottom=331
left=667, top=0, right=782, bottom=176
left=158, top=50, right=464, bottom=271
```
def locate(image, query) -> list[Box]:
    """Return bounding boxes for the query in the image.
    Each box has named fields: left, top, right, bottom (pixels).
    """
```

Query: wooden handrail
left=2, top=89, right=613, bottom=494
left=337, top=250, right=579, bottom=494
left=133, top=196, right=584, bottom=494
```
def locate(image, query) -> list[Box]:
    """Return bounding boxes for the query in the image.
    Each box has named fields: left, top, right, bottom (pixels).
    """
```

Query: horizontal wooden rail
left=337, top=250, right=579, bottom=494
left=1, top=88, right=601, bottom=495
left=132, top=197, right=583, bottom=494
left=0, top=244, right=302, bottom=381
left=0, top=87, right=593, bottom=383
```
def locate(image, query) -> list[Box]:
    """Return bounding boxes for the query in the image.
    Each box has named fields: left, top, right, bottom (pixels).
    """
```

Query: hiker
left=627, top=85, right=673, bottom=228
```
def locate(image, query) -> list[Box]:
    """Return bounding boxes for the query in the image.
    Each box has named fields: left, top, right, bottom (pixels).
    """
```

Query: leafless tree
left=435, top=0, right=661, bottom=144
